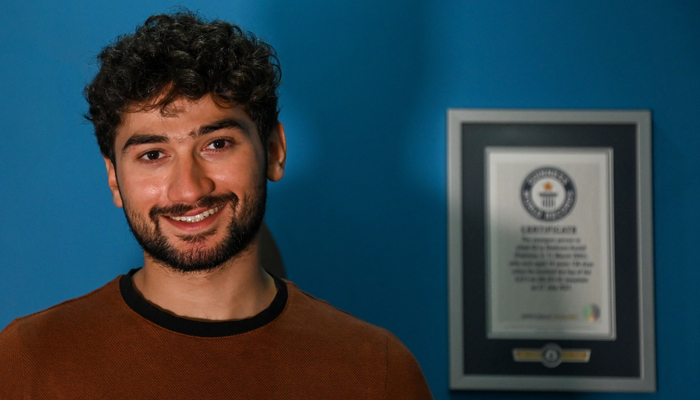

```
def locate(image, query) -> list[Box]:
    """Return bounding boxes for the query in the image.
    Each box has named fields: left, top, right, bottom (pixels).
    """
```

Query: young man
left=0, top=10, right=433, bottom=399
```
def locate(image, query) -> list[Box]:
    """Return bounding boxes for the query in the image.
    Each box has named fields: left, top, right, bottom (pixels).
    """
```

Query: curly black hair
left=84, top=10, right=281, bottom=163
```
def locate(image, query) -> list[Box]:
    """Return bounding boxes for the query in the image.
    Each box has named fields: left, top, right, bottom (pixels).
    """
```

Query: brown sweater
left=0, top=272, right=433, bottom=399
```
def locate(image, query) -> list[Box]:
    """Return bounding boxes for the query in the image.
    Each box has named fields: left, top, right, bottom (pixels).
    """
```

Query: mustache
left=149, top=193, right=238, bottom=220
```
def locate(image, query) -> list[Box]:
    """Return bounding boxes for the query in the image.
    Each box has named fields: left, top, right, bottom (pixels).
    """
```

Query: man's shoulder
left=281, top=280, right=402, bottom=346
left=277, top=281, right=433, bottom=399
left=3, top=276, right=124, bottom=342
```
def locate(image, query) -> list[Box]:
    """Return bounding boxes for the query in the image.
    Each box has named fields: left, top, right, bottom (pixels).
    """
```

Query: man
left=0, top=10, right=433, bottom=399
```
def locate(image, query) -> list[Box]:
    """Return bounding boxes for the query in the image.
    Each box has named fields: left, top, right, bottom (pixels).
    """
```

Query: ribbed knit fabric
left=0, top=275, right=433, bottom=399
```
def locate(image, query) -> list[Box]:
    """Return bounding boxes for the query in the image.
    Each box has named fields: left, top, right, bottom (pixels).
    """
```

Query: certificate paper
left=486, top=148, right=615, bottom=340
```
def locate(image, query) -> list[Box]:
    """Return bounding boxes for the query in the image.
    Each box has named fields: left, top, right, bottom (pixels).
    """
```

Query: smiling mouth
left=167, top=205, right=224, bottom=223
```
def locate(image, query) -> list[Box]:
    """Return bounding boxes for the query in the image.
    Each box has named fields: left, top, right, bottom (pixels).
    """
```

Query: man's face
left=104, top=95, right=286, bottom=273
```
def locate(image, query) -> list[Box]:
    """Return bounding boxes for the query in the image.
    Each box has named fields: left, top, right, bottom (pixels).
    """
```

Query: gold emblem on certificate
left=512, top=344, right=591, bottom=368
left=486, top=148, right=615, bottom=340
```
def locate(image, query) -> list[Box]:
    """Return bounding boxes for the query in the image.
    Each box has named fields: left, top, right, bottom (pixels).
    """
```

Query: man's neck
left=131, top=243, right=277, bottom=321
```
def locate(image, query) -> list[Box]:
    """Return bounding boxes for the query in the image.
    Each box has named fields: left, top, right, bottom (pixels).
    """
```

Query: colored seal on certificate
left=521, top=167, right=576, bottom=222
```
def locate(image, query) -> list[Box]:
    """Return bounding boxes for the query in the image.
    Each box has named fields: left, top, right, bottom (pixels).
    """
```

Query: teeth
left=169, top=205, right=223, bottom=223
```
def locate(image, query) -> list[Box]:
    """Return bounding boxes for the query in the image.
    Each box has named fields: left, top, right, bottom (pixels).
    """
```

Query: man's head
left=85, top=10, right=281, bottom=164
left=85, top=11, right=286, bottom=273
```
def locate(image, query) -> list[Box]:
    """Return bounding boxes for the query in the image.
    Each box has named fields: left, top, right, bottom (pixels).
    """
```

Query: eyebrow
left=121, top=118, right=250, bottom=155
left=195, top=118, right=245, bottom=137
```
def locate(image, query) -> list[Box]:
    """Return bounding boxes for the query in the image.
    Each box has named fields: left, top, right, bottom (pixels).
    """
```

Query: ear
left=104, top=157, right=123, bottom=208
left=266, top=123, right=287, bottom=182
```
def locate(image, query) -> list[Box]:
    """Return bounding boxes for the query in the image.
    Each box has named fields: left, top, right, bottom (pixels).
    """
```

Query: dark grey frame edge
left=447, top=109, right=655, bottom=392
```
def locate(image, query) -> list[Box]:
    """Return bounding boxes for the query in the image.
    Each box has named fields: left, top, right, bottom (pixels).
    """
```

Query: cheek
left=143, top=183, right=164, bottom=198
left=211, top=166, right=261, bottom=191
left=118, top=173, right=167, bottom=209
left=210, top=153, right=265, bottom=191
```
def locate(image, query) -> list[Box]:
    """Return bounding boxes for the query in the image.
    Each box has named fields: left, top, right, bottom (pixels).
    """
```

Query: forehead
left=115, top=95, right=256, bottom=144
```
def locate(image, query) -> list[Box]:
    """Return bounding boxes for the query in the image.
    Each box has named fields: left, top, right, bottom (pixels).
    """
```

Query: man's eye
left=140, top=150, right=163, bottom=161
left=206, top=139, right=231, bottom=150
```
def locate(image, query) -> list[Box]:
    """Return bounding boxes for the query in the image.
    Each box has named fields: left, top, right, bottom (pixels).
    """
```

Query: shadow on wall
left=259, top=221, right=286, bottom=279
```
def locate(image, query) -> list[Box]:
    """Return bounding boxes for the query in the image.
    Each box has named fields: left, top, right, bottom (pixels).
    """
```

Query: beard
left=121, top=181, right=267, bottom=273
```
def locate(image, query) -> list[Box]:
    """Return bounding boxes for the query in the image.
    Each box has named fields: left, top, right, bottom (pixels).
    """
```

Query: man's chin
left=148, top=249, right=231, bottom=274
left=154, top=238, right=235, bottom=272
left=175, top=228, right=219, bottom=244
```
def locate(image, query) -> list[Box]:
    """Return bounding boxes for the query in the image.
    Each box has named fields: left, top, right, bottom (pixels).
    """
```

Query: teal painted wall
left=1, top=1, right=698, bottom=397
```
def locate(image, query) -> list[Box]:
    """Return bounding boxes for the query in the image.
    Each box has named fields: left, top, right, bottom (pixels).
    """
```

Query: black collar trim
left=119, top=268, right=287, bottom=337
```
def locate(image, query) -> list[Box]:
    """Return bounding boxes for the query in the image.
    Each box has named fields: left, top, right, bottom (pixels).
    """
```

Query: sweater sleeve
left=0, top=320, right=26, bottom=398
left=384, top=333, right=433, bottom=400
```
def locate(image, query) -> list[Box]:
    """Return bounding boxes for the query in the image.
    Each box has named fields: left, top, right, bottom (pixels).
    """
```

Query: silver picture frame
left=448, top=109, right=655, bottom=392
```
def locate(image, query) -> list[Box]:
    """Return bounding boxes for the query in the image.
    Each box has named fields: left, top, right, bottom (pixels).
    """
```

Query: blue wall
left=1, top=1, right=698, bottom=398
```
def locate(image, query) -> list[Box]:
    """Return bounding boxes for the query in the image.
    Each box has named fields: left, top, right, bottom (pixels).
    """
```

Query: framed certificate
left=448, top=110, right=655, bottom=392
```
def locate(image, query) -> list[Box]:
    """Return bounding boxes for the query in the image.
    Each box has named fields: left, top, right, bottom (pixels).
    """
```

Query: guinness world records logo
left=521, top=167, right=576, bottom=221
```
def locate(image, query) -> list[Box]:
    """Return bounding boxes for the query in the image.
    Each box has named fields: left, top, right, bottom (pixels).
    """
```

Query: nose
left=167, top=156, right=214, bottom=204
